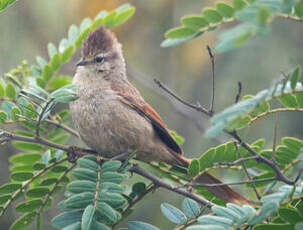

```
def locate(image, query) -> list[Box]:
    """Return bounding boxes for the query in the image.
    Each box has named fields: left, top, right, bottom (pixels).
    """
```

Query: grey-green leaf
left=161, top=203, right=187, bottom=224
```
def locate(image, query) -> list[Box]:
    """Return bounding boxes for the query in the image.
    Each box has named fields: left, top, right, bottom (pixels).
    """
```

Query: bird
left=70, top=25, right=252, bottom=205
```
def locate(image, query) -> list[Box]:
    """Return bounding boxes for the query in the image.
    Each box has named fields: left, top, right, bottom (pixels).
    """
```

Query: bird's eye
left=95, top=56, right=104, bottom=63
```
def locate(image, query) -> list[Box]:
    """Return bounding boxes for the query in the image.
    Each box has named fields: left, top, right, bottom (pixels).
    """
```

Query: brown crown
left=82, top=25, right=117, bottom=58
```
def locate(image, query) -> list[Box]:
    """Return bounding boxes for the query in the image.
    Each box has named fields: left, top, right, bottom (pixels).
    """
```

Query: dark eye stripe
left=95, top=56, right=104, bottom=63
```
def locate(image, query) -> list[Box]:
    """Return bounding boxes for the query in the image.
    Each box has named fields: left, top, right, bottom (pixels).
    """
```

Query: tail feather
left=176, top=155, right=254, bottom=205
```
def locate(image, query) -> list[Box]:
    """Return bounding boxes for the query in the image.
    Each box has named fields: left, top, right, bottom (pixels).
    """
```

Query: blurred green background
left=0, top=0, right=302, bottom=229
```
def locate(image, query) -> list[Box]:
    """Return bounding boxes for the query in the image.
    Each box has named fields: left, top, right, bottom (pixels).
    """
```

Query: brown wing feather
left=112, top=82, right=183, bottom=155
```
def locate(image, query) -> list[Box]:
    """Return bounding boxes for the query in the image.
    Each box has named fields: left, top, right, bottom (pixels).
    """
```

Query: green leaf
left=165, top=26, right=196, bottom=39
left=291, top=65, right=300, bottom=90
left=187, top=225, right=225, bottom=230
left=212, top=205, right=241, bottom=222
left=42, top=64, right=54, bottom=81
left=295, top=2, right=303, bottom=17
left=51, top=210, right=83, bottom=228
left=0, top=82, right=5, bottom=97
left=100, top=172, right=126, bottom=184
left=77, top=158, right=98, bottom=171
left=169, top=130, right=185, bottom=145
left=10, top=153, right=42, bottom=164
left=0, top=110, right=8, bottom=123
left=48, top=43, right=58, bottom=58
left=33, top=162, right=46, bottom=170
left=36, top=56, right=47, bottom=68
left=50, top=53, right=61, bottom=71
left=182, top=198, right=200, bottom=218
left=161, top=203, right=187, bottom=224
left=61, top=46, right=75, bottom=63
left=114, top=7, right=135, bottom=27
left=101, top=161, right=122, bottom=172
left=92, top=221, right=110, bottom=230
left=63, top=222, right=81, bottom=230
left=9, top=212, right=36, bottom=230
left=197, top=215, right=233, bottom=228
left=40, top=178, right=58, bottom=186
left=216, top=2, right=235, bottom=18
left=161, top=32, right=202, bottom=47
left=11, top=106, right=21, bottom=121
left=64, top=192, right=94, bottom=209
left=0, top=183, right=22, bottom=194
left=188, top=159, right=200, bottom=177
left=82, top=205, right=95, bottom=230
left=15, top=199, right=43, bottom=212
left=72, top=168, right=97, bottom=182
left=99, top=192, right=126, bottom=208
left=5, top=82, right=16, bottom=99
left=51, top=165, right=68, bottom=173
left=132, top=182, right=146, bottom=196
left=26, top=187, right=50, bottom=198
left=96, top=202, right=118, bottom=223
left=67, top=180, right=96, bottom=193
left=279, top=207, right=302, bottom=224
left=295, top=223, right=303, bottom=230
left=128, top=221, right=160, bottom=230
left=202, top=8, right=223, bottom=23
left=253, top=224, right=294, bottom=230
left=13, top=142, right=43, bottom=151
left=279, top=94, right=298, bottom=108
left=181, top=15, right=209, bottom=31
left=257, top=7, right=271, bottom=25
left=11, top=172, right=33, bottom=182
left=68, top=25, right=79, bottom=43
left=296, top=92, right=303, bottom=107
left=48, top=75, right=72, bottom=90
left=233, top=0, right=247, bottom=11
left=0, top=194, right=11, bottom=205
left=104, top=11, right=117, bottom=28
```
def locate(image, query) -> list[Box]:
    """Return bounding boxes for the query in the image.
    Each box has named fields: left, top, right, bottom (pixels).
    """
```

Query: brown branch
left=154, top=79, right=211, bottom=116
left=234, top=141, right=261, bottom=200
left=187, top=177, right=277, bottom=187
left=206, top=45, right=215, bottom=115
left=130, top=165, right=214, bottom=208
left=45, top=118, right=79, bottom=137
left=215, top=155, right=259, bottom=166
left=250, top=107, right=303, bottom=124
left=235, top=81, right=242, bottom=103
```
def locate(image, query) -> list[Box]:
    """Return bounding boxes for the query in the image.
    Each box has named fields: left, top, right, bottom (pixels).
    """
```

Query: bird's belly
left=70, top=96, right=154, bottom=159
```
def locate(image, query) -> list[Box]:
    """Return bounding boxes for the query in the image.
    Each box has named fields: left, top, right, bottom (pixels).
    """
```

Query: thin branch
left=187, top=177, right=277, bottom=187
left=130, top=165, right=214, bottom=208
left=272, top=112, right=279, bottom=163
left=206, top=45, right=215, bottom=114
left=250, top=107, right=303, bottom=123
left=234, top=141, right=261, bottom=200
left=215, top=155, right=259, bottom=166
left=154, top=79, right=211, bottom=116
left=0, top=157, right=69, bottom=216
left=36, top=98, right=55, bottom=137
left=235, top=81, right=242, bottom=103
left=45, top=118, right=79, bottom=137
left=277, top=13, right=303, bottom=22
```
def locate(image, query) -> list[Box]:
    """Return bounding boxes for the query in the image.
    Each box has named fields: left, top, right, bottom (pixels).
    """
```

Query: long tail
left=176, top=155, right=253, bottom=205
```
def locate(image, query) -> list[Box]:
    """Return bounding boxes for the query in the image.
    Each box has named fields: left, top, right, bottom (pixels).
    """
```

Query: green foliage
left=206, top=66, right=303, bottom=137
left=52, top=157, right=128, bottom=230
left=162, top=0, right=303, bottom=52
left=0, top=0, right=18, bottom=12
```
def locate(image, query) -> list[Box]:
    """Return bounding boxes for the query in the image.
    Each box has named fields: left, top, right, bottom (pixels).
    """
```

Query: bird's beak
left=76, top=59, right=87, bottom=66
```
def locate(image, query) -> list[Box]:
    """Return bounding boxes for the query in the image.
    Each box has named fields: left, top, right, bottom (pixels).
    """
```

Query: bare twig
left=234, top=141, right=261, bottom=200
left=130, top=165, right=214, bottom=207
left=187, top=177, right=277, bottom=187
left=215, top=155, right=259, bottom=167
left=250, top=107, right=303, bottom=123
left=235, top=81, right=242, bottom=103
left=207, top=45, right=215, bottom=114
left=272, top=113, right=279, bottom=162
left=154, top=79, right=211, bottom=116
left=45, top=118, right=79, bottom=137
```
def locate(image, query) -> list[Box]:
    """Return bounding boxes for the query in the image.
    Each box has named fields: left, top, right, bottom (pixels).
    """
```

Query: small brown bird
left=70, top=25, right=251, bottom=205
